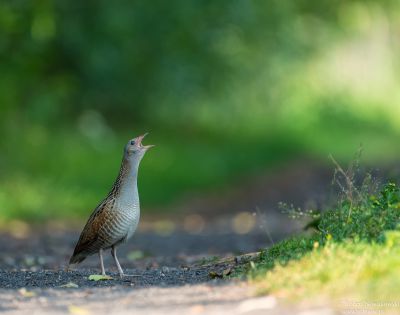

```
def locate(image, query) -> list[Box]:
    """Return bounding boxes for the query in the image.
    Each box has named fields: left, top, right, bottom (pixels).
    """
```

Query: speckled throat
left=109, top=157, right=139, bottom=201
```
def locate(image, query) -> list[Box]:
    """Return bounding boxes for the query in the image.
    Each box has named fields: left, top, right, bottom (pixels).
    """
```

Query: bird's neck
left=111, top=157, right=139, bottom=201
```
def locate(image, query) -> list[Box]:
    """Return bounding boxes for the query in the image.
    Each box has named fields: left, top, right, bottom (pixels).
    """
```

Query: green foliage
left=245, top=169, right=400, bottom=301
left=255, top=236, right=318, bottom=271
left=318, top=182, right=400, bottom=243
left=1, top=1, right=400, bottom=221
left=0, top=127, right=299, bottom=222
left=280, top=154, right=400, bottom=246
left=253, top=181, right=400, bottom=275
left=1, top=0, right=400, bottom=130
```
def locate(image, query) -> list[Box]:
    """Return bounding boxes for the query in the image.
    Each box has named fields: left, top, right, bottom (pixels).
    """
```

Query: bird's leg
left=99, top=248, right=106, bottom=276
left=111, top=246, right=141, bottom=278
left=111, top=245, right=124, bottom=278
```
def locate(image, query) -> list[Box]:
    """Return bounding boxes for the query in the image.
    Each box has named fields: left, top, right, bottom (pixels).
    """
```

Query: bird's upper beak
left=135, top=133, right=154, bottom=150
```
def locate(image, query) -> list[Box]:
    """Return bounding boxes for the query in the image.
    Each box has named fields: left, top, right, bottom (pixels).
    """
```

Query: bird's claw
left=119, top=273, right=141, bottom=278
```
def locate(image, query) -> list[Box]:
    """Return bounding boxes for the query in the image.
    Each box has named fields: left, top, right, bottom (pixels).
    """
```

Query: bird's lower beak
left=135, top=133, right=154, bottom=150
left=142, top=144, right=155, bottom=150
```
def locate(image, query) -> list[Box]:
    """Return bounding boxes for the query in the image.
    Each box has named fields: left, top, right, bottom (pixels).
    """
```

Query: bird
left=69, top=133, right=153, bottom=277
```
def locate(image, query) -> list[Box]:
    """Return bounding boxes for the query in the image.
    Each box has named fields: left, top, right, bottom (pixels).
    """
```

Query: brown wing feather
left=69, top=197, right=115, bottom=264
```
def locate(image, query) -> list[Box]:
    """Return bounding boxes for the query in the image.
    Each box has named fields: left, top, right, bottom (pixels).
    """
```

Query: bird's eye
left=130, top=140, right=135, bottom=145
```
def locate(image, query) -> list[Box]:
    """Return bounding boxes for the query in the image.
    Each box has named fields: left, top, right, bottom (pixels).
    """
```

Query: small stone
left=161, top=266, right=170, bottom=273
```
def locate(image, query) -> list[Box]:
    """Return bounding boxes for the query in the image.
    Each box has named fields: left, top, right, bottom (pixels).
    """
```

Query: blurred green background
left=1, top=0, right=400, bottom=223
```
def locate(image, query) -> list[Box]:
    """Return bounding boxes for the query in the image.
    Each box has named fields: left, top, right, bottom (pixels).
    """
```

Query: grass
left=240, top=160, right=400, bottom=306
left=254, top=235, right=400, bottom=302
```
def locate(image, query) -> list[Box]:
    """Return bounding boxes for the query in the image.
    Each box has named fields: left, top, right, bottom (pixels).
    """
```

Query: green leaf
left=88, top=274, right=114, bottom=281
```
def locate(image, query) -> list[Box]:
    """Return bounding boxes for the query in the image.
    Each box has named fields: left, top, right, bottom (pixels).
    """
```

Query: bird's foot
left=119, top=273, right=141, bottom=279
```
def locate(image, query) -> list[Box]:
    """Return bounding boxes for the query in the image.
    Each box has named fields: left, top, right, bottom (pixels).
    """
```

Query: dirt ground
left=0, top=162, right=339, bottom=314
left=0, top=228, right=336, bottom=315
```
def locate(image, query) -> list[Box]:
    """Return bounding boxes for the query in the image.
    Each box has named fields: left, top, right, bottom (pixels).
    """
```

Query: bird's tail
left=65, top=255, right=84, bottom=272
left=69, top=253, right=87, bottom=265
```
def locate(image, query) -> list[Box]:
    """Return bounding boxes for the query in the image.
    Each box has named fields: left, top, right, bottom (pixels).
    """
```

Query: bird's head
left=124, top=133, right=154, bottom=163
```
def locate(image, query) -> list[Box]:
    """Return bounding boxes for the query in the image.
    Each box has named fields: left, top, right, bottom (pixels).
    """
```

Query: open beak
left=135, top=132, right=154, bottom=150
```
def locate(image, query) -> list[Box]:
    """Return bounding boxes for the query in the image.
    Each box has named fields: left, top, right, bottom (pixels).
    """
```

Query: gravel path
left=0, top=254, right=246, bottom=289
left=0, top=163, right=341, bottom=314
left=0, top=227, right=280, bottom=314
left=0, top=227, right=304, bottom=315
left=0, top=230, right=336, bottom=315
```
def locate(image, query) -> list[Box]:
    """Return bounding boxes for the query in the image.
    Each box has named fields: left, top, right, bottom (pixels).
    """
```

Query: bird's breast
left=115, top=187, right=139, bottom=219
left=102, top=169, right=140, bottom=243
left=113, top=186, right=140, bottom=237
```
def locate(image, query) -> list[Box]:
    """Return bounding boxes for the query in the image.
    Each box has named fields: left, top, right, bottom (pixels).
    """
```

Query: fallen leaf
left=88, top=274, right=113, bottom=281
left=68, top=305, right=90, bottom=315
left=60, top=282, right=79, bottom=288
left=18, top=288, right=36, bottom=297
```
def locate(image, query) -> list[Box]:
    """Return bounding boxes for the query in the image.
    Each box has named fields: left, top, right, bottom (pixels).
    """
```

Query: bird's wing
left=69, top=197, right=116, bottom=263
